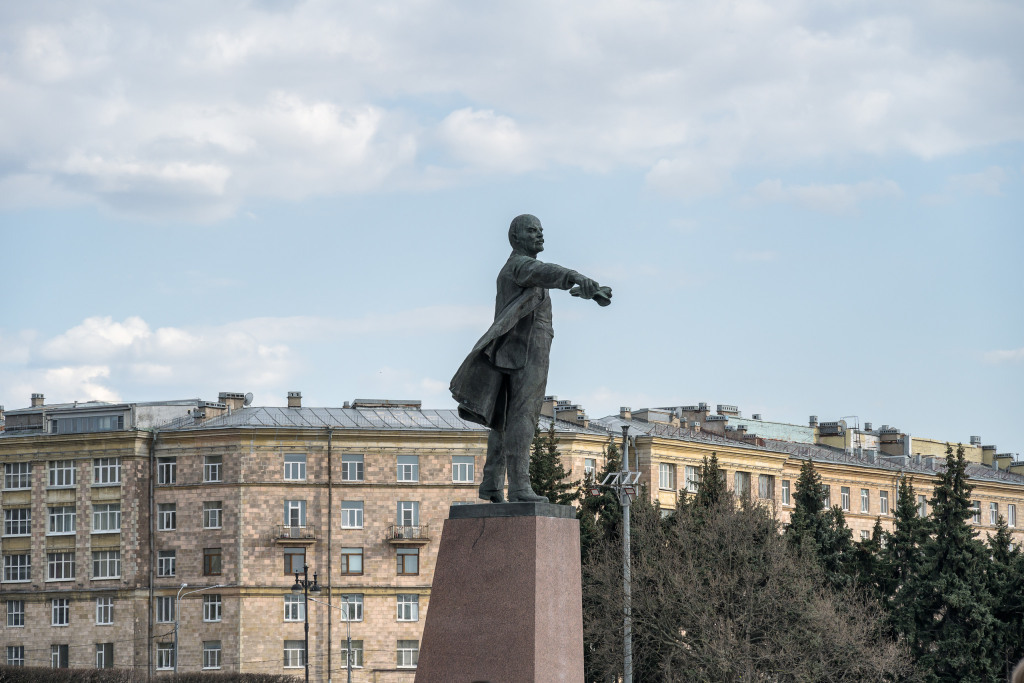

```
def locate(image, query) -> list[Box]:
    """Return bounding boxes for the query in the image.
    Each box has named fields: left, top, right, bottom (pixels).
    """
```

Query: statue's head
left=509, top=214, right=544, bottom=256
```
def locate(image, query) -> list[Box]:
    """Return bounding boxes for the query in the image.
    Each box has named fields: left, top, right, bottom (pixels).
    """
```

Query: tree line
left=529, top=426, right=1024, bottom=682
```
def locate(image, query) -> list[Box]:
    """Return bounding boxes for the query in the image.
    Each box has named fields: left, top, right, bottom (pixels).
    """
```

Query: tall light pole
left=174, top=582, right=229, bottom=675
left=308, top=595, right=354, bottom=683
left=587, top=425, right=640, bottom=683
left=291, top=564, right=321, bottom=683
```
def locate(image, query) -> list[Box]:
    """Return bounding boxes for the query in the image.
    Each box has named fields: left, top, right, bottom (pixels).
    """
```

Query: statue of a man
left=450, top=214, right=611, bottom=503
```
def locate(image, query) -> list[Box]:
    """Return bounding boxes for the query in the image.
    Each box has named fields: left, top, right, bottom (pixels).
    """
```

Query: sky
left=0, top=0, right=1022, bottom=452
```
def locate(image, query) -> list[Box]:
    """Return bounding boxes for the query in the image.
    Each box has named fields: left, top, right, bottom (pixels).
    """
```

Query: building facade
left=1, top=392, right=1022, bottom=680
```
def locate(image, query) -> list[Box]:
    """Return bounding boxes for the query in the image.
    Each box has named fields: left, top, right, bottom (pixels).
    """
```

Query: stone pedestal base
left=414, top=502, right=584, bottom=683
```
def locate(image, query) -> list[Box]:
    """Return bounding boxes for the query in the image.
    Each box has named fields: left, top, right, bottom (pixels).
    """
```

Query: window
left=284, top=499, right=307, bottom=528
left=203, top=594, right=222, bottom=622
left=341, top=501, right=364, bottom=529
left=397, top=501, right=420, bottom=527
left=733, top=471, right=751, bottom=498
left=156, top=643, right=175, bottom=670
left=658, top=463, right=676, bottom=491
left=203, top=501, right=222, bottom=529
left=397, top=548, right=419, bottom=575
left=47, top=552, right=75, bottom=581
left=918, top=494, right=928, bottom=517
left=92, top=503, right=121, bottom=533
left=284, top=594, right=305, bottom=622
left=48, top=460, right=76, bottom=488
left=96, top=643, right=113, bottom=669
left=342, top=454, right=363, bottom=482
left=879, top=490, right=890, bottom=515
left=823, top=485, right=831, bottom=508
left=283, top=640, right=305, bottom=668
left=4, top=462, right=31, bottom=490
left=96, top=597, right=113, bottom=625
left=157, top=550, right=176, bottom=577
left=203, top=640, right=221, bottom=669
left=156, top=596, right=174, bottom=623
left=397, top=594, right=419, bottom=621
left=4, top=508, right=31, bottom=536
left=48, top=506, right=77, bottom=535
left=860, top=530, right=870, bottom=541
left=339, top=594, right=363, bottom=621
left=7, top=645, right=25, bottom=667
left=3, top=554, right=30, bottom=582
left=397, top=455, right=419, bottom=482
left=204, top=547, right=222, bottom=576
left=283, top=453, right=306, bottom=481
left=684, top=466, right=700, bottom=493
left=758, top=474, right=775, bottom=499
left=157, top=503, right=176, bottom=530
left=397, top=640, right=419, bottom=668
left=52, top=598, right=69, bottom=626
left=284, top=548, right=305, bottom=575
left=92, top=550, right=121, bottom=579
left=971, top=500, right=981, bottom=524
left=93, top=458, right=121, bottom=485
left=157, top=457, right=176, bottom=485
left=991, top=502, right=999, bottom=525
left=840, top=487, right=851, bottom=512
left=584, top=458, right=596, bottom=478
left=51, top=644, right=69, bottom=668
left=781, top=479, right=791, bottom=505
left=7, top=600, right=24, bottom=627
left=861, top=489, right=870, bottom=513
left=341, top=547, right=363, bottom=575
left=341, top=640, right=364, bottom=669
left=1008, top=504, right=1016, bottom=528
left=204, top=455, right=222, bottom=483
left=54, top=414, right=123, bottom=434
left=452, top=456, right=475, bottom=483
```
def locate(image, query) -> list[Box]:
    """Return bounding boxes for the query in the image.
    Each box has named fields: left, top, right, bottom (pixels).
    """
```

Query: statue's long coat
left=450, top=252, right=579, bottom=429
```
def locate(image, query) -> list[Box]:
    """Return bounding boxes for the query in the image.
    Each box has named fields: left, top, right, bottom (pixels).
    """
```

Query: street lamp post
left=307, top=596, right=354, bottom=683
left=174, top=582, right=229, bottom=676
left=291, top=564, right=321, bottom=683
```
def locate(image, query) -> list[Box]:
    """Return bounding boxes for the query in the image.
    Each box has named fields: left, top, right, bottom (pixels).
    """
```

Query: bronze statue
left=450, top=214, right=612, bottom=503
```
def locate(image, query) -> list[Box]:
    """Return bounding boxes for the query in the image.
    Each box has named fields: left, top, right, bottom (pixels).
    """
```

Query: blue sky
left=1, top=0, right=1022, bottom=452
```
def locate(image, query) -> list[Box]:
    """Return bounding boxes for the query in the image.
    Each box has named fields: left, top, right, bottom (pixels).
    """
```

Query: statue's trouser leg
left=480, top=428, right=506, bottom=499
left=505, top=326, right=552, bottom=495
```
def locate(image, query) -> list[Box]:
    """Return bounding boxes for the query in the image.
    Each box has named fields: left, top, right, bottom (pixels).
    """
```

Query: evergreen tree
left=906, top=444, right=998, bottom=681
left=529, top=421, right=580, bottom=505
left=851, top=517, right=884, bottom=598
left=880, top=476, right=930, bottom=605
left=691, top=453, right=727, bottom=513
left=785, top=459, right=854, bottom=590
left=988, top=516, right=1024, bottom=679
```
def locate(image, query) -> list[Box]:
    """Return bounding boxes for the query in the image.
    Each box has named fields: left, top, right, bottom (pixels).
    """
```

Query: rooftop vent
left=619, top=406, right=632, bottom=420
left=717, top=404, right=739, bottom=415
left=970, top=436, right=982, bottom=445
left=31, top=393, right=44, bottom=407
left=698, top=402, right=708, bottom=411
left=863, top=422, right=873, bottom=431
left=809, top=415, right=818, bottom=427
left=287, top=391, right=302, bottom=408
left=706, top=414, right=728, bottom=422
left=751, top=413, right=762, bottom=420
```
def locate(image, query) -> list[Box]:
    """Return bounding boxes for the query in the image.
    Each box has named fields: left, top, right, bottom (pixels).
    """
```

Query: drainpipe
left=148, top=429, right=158, bottom=681
left=326, top=427, right=334, bottom=683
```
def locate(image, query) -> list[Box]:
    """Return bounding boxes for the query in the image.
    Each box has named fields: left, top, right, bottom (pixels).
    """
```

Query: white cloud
left=0, top=0, right=1021, bottom=218
left=748, top=178, right=903, bottom=213
left=946, top=166, right=1009, bottom=196
left=984, top=348, right=1024, bottom=364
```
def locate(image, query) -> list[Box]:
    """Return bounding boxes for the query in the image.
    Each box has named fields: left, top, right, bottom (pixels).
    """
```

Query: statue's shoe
left=478, top=489, right=505, bottom=503
left=508, top=489, right=549, bottom=503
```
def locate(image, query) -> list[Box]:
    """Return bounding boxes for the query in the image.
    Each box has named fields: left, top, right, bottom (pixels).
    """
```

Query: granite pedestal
left=414, top=502, right=584, bottom=683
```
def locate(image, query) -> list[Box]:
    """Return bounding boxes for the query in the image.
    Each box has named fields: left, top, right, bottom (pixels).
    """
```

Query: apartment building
left=2, top=392, right=1022, bottom=681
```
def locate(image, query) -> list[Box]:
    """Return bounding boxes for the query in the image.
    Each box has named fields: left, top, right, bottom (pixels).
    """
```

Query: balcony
left=386, top=524, right=430, bottom=545
left=274, top=524, right=317, bottom=545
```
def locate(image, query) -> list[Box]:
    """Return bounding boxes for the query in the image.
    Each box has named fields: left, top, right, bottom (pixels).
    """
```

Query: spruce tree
left=529, top=421, right=580, bottom=505
left=988, top=516, right=1024, bottom=679
left=851, top=517, right=884, bottom=598
left=880, top=475, right=929, bottom=604
left=907, top=444, right=998, bottom=681
left=785, top=459, right=854, bottom=590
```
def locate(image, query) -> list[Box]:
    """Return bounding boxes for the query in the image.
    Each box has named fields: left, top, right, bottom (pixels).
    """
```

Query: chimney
left=970, top=436, right=981, bottom=446
left=287, top=391, right=302, bottom=408
left=343, top=401, right=351, bottom=409
left=218, top=392, right=246, bottom=411
left=863, top=422, right=873, bottom=431
left=751, top=413, right=762, bottom=421
left=619, top=406, right=632, bottom=420
left=31, top=393, right=45, bottom=407
left=541, top=396, right=558, bottom=419
left=809, top=415, right=818, bottom=427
